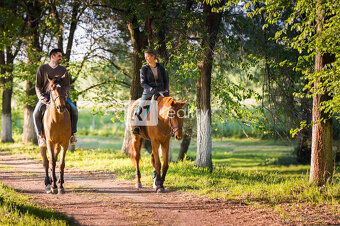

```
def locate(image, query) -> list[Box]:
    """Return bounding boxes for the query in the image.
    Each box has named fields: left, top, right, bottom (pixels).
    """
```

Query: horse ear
left=61, top=73, right=66, bottom=79
left=178, top=101, right=187, bottom=108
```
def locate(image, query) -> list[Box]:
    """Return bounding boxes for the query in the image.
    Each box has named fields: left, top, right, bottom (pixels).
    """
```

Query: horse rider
left=133, top=49, right=169, bottom=135
left=33, top=48, right=78, bottom=147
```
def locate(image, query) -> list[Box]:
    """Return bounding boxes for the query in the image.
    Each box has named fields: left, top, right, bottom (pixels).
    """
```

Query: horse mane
left=52, top=77, right=63, bottom=85
left=159, top=96, right=184, bottom=109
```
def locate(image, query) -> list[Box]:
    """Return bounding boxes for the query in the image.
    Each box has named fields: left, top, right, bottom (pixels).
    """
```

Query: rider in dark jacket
left=133, top=50, right=169, bottom=135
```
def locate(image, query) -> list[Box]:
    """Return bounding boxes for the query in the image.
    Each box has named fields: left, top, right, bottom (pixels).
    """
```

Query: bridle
left=157, top=110, right=183, bottom=137
left=47, top=84, right=66, bottom=110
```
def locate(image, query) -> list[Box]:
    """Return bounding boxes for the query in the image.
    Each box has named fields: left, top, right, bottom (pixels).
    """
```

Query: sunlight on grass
left=0, top=182, right=69, bottom=225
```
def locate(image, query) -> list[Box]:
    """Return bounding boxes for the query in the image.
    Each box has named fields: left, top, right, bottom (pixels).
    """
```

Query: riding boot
left=133, top=127, right=140, bottom=135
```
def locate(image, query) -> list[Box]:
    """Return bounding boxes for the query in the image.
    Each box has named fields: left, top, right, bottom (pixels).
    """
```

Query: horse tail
left=128, top=136, right=144, bottom=167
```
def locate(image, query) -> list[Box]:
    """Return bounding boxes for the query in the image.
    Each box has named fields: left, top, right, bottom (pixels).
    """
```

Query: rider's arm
left=140, top=66, right=152, bottom=91
left=35, top=66, right=45, bottom=100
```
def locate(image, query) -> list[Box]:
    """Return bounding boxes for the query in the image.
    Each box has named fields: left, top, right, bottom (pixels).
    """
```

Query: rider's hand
left=149, top=87, right=153, bottom=91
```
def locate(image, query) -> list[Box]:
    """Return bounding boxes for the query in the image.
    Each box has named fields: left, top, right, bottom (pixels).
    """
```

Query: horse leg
left=47, top=141, right=58, bottom=194
left=151, top=141, right=162, bottom=193
left=130, top=135, right=143, bottom=188
left=151, top=151, right=157, bottom=189
left=160, top=140, right=170, bottom=191
left=58, top=144, right=67, bottom=194
left=40, top=146, right=51, bottom=193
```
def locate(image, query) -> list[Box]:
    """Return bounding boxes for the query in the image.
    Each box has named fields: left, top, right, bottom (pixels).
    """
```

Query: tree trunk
left=0, top=49, right=14, bottom=143
left=1, top=77, right=14, bottom=143
left=195, top=2, right=223, bottom=169
left=22, top=81, right=37, bottom=144
left=22, top=0, right=42, bottom=144
left=65, top=1, right=81, bottom=64
left=309, top=2, right=335, bottom=185
left=178, top=128, right=192, bottom=161
left=121, top=17, right=146, bottom=155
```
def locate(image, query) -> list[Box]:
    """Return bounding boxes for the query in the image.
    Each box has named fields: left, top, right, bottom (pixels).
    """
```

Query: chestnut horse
left=129, top=95, right=186, bottom=193
left=40, top=75, right=71, bottom=194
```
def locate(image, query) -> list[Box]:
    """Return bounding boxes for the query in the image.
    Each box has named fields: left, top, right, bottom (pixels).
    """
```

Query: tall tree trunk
left=0, top=49, right=14, bottom=142
left=121, top=16, right=146, bottom=155
left=65, top=1, right=81, bottom=64
left=309, top=1, right=335, bottom=185
left=196, top=2, right=223, bottom=169
left=22, top=0, right=42, bottom=144
left=1, top=78, right=14, bottom=143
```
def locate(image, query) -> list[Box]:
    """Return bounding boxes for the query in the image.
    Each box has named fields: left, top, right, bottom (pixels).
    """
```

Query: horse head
left=47, top=73, right=67, bottom=114
left=168, top=99, right=187, bottom=141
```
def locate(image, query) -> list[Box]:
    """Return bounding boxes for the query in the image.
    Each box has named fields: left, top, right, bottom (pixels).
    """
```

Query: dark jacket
left=140, top=63, right=169, bottom=93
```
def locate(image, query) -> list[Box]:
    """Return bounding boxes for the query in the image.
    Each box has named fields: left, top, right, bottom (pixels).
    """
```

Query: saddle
left=131, top=91, right=167, bottom=139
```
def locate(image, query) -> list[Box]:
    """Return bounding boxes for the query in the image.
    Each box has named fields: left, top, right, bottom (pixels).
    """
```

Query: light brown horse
left=129, top=95, right=186, bottom=193
left=40, top=75, right=71, bottom=194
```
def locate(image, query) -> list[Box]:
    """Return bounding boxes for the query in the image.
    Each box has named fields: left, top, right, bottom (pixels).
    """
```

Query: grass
left=0, top=182, right=71, bottom=225
left=2, top=137, right=339, bottom=210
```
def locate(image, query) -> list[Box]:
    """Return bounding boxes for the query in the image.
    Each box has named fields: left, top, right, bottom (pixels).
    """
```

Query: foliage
left=253, top=0, right=340, bottom=120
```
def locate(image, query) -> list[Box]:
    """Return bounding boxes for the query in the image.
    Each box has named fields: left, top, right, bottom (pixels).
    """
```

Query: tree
left=22, top=0, right=44, bottom=144
left=309, top=0, right=335, bottom=185
left=260, top=0, right=340, bottom=185
left=196, top=0, right=224, bottom=168
left=0, top=1, right=24, bottom=142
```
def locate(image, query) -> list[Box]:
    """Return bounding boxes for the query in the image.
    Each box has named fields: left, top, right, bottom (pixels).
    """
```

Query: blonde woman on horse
left=33, top=48, right=78, bottom=147
left=133, top=50, right=169, bottom=135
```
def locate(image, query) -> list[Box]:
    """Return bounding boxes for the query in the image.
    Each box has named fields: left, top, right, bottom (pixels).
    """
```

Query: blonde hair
left=145, top=50, right=159, bottom=63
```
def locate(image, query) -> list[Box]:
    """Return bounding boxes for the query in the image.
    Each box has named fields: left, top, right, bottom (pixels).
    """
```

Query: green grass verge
left=1, top=137, right=339, bottom=211
left=0, top=182, right=71, bottom=225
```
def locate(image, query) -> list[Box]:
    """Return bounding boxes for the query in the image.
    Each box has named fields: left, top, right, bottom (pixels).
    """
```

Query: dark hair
left=49, top=48, right=63, bottom=57
left=145, top=49, right=159, bottom=63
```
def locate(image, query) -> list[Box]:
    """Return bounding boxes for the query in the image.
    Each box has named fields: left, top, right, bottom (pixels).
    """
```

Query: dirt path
left=0, top=150, right=285, bottom=225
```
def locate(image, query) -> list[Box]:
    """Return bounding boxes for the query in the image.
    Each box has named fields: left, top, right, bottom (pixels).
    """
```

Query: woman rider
left=133, top=50, right=169, bottom=135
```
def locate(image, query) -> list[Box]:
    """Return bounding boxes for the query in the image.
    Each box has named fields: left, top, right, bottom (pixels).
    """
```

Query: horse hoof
left=51, top=187, right=58, bottom=194
left=45, top=185, right=52, bottom=194
left=58, top=188, right=65, bottom=194
left=156, top=187, right=165, bottom=193
left=135, top=183, right=142, bottom=189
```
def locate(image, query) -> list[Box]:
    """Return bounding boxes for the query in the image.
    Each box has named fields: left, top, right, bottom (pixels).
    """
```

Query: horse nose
left=175, top=135, right=182, bottom=140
